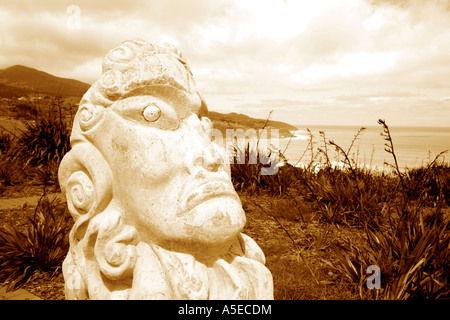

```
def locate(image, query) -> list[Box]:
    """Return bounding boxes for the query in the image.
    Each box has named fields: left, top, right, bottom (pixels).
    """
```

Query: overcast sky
left=1, top=0, right=449, bottom=127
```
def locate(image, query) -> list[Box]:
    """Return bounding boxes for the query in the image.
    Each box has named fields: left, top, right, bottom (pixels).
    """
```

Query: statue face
left=60, top=40, right=273, bottom=300
left=90, top=86, right=246, bottom=258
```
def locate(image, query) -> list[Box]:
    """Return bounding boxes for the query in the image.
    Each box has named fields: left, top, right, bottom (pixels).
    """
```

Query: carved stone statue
left=58, top=39, right=274, bottom=299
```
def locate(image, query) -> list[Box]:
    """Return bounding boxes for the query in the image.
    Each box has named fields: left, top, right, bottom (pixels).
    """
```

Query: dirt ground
left=0, top=182, right=359, bottom=300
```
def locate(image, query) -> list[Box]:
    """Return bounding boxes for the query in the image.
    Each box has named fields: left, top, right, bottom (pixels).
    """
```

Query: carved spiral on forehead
left=102, top=39, right=189, bottom=75
left=99, top=69, right=123, bottom=100
left=77, top=102, right=105, bottom=132
left=101, top=69, right=121, bottom=90
left=73, top=38, right=201, bottom=136
left=107, top=42, right=137, bottom=64
left=102, top=39, right=146, bottom=72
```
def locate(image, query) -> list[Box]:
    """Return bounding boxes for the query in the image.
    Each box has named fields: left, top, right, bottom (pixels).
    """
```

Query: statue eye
left=111, top=96, right=178, bottom=130
left=142, top=104, right=161, bottom=122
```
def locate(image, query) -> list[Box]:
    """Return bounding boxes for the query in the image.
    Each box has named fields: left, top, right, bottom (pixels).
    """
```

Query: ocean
left=277, top=125, right=450, bottom=171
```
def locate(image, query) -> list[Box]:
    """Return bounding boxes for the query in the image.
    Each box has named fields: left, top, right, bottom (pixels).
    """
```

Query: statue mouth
left=181, top=179, right=239, bottom=213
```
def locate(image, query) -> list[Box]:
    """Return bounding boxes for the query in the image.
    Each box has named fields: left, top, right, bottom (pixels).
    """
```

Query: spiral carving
left=79, top=104, right=94, bottom=123
left=95, top=210, right=138, bottom=281
left=101, top=69, right=121, bottom=91
left=66, top=171, right=95, bottom=219
left=108, top=44, right=136, bottom=64
left=101, top=73, right=116, bottom=88
left=78, top=103, right=104, bottom=132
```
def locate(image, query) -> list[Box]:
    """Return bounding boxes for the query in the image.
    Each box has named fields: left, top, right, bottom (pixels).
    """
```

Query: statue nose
left=185, top=136, right=224, bottom=174
left=202, top=144, right=222, bottom=172
left=183, top=115, right=225, bottom=174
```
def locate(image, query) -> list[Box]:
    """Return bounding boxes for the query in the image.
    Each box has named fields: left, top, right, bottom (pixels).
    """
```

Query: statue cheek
left=100, top=111, right=184, bottom=178
left=109, top=130, right=180, bottom=186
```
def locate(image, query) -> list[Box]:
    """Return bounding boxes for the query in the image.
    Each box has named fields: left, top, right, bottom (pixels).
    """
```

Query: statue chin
left=164, top=196, right=246, bottom=259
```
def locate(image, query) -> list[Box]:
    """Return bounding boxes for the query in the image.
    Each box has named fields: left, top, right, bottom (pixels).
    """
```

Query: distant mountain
left=208, top=111, right=297, bottom=138
left=0, top=65, right=297, bottom=136
left=0, top=65, right=91, bottom=98
left=0, top=82, right=35, bottom=98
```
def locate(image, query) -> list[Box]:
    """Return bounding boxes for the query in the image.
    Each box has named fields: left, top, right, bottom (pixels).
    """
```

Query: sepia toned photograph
left=0, top=0, right=449, bottom=306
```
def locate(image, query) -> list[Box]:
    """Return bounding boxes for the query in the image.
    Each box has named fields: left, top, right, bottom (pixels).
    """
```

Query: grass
left=240, top=192, right=362, bottom=299
left=231, top=117, right=449, bottom=300
left=0, top=102, right=449, bottom=299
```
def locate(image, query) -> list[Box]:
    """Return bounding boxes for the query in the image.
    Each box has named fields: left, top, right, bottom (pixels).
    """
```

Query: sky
left=1, top=0, right=449, bottom=127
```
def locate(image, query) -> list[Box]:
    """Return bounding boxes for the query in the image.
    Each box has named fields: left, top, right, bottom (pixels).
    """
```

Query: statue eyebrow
left=109, top=96, right=180, bottom=130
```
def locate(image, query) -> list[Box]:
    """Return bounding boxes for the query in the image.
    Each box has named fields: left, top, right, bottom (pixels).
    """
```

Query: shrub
left=13, top=116, right=71, bottom=169
left=0, top=196, right=72, bottom=291
left=0, top=154, right=19, bottom=186
left=0, top=130, right=21, bottom=186
left=406, top=162, right=450, bottom=207
left=320, top=120, right=450, bottom=299
left=0, top=130, right=14, bottom=154
left=230, top=142, right=292, bottom=196
left=34, top=161, right=61, bottom=186
left=326, top=205, right=449, bottom=299
left=14, top=102, right=38, bottom=120
left=229, top=110, right=293, bottom=196
left=285, top=162, right=397, bottom=228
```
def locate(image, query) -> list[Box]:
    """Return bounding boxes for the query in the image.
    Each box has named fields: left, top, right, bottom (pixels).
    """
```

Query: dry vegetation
left=231, top=120, right=449, bottom=300
left=0, top=99, right=449, bottom=300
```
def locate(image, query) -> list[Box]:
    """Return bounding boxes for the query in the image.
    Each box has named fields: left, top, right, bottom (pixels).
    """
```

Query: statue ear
left=58, top=142, right=113, bottom=222
left=93, top=207, right=138, bottom=281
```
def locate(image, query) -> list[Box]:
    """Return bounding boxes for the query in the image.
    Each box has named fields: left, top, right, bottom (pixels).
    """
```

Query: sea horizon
left=278, top=125, right=450, bottom=172
left=292, top=124, right=450, bottom=129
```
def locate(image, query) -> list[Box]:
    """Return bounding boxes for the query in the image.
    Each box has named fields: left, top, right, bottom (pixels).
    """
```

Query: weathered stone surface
left=58, top=39, right=273, bottom=300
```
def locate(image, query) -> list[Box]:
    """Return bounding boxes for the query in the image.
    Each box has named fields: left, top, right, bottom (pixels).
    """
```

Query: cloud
left=1, top=0, right=449, bottom=126
left=0, top=0, right=231, bottom=81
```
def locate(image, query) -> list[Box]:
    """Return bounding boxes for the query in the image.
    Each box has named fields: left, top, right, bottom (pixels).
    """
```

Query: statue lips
left=181, top=179, right=240, bottom=214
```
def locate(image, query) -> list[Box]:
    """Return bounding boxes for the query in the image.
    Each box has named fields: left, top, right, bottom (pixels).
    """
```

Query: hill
left=208, top=111, right=297, bottom=138
left=0, top=65, right=91, bottom=98
left=0, top=65, right=297, bottom=137
left=0, top=83, right=35, bottom=98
